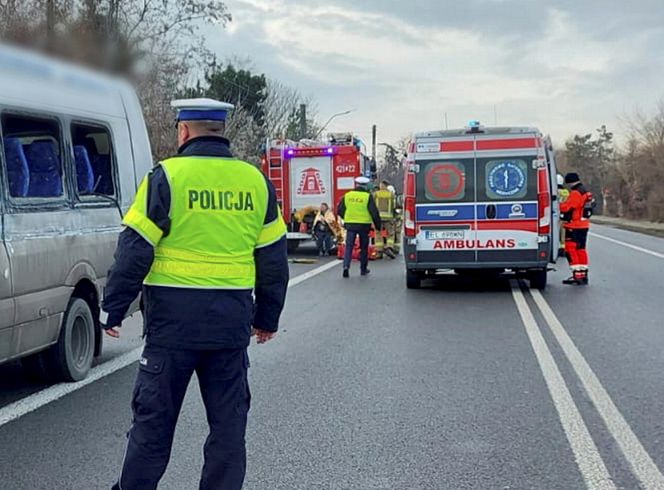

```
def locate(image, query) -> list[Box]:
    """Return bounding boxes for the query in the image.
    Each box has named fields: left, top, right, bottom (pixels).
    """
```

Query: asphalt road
left=1, top=226, right=663, bottom=490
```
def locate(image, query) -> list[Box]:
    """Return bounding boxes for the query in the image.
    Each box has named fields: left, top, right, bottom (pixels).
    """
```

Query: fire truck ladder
left=268, top=144, right=286, bottom=209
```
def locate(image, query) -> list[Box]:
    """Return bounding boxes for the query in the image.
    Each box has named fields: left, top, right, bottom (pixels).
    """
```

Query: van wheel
left=529, top=270, right=548, bottom=290
left=406, top=269, right=422, bottom=289
left=45, top=298, right=95, bottom=382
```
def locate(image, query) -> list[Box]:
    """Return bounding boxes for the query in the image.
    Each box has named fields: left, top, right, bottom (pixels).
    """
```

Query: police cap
left=171, top=98, right=234, bottom=123
left=355, top=176, right=370, bottom=187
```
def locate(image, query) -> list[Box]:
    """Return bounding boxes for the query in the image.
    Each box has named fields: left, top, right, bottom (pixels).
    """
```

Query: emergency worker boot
left=343, top=268, right=349, bottom=278
left=562, top=275, right=579, bottom=285
left=361, top=269, right=370, bottom=276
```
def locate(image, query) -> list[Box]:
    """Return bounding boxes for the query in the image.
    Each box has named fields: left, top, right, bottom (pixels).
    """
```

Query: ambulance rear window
left=479, top=158, right=537, bottom=201
left=417, top=160, right=474, bottom=203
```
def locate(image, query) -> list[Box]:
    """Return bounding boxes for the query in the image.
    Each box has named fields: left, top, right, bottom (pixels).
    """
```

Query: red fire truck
left=261, top=133, right=374, bottom=252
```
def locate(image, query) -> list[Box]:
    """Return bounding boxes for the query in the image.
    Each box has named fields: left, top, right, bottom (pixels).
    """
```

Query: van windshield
left=477, top=157, right=537, bottom=202
left=416, top=159, right=475, bottom=203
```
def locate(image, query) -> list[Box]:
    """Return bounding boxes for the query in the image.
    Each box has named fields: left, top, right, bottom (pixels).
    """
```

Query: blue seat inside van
left=74, top=145, right=95, bottom=194
left=24, top=140, right=63, bottom=197
left=3, top=137, right=30, bottom=197
left=90, top=154, right=114, bottom=195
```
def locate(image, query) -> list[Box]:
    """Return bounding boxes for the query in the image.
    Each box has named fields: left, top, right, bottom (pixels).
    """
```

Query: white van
left=403, top=123, right=560, bottom=290
left=0, top=44, right=152, bottom=380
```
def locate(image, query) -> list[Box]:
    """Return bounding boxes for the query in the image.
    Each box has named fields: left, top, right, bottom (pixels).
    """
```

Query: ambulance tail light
left=537, top=167, right=551, bottom=235
left=404, top=170, right=415, bottom=197
left=539, top=199, right=551, bottom=235
left=404, top=196, right=416, bottom=237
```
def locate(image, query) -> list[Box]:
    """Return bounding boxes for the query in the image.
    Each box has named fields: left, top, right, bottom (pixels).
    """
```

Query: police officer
left=337, top=176, right=381, bottom=277
left=560, top=172, right=594, bottom=285
left=101, top=98, right=289, bottom=490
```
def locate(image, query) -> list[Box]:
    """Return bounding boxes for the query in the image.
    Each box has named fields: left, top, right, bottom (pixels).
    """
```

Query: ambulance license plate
left=425, top=230, right=465, bottom=240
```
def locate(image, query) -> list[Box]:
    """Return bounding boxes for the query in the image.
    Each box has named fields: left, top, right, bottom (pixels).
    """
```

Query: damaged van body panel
left=0, top=44, right=152, bottom=380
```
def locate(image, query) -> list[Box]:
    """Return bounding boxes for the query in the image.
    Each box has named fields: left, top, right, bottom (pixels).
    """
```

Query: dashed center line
left=511, top=282, right=616, bottom=490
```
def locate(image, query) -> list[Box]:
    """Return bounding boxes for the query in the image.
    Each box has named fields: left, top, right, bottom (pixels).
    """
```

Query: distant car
left=403, top=122, right=560, bottom=290
left=0, top=44, right=153, bottom=381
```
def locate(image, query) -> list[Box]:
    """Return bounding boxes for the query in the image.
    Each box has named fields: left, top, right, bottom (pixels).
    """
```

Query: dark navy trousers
left=343, top=229, right=370, bottom=272
left=113, top=344, right=250, bottom=490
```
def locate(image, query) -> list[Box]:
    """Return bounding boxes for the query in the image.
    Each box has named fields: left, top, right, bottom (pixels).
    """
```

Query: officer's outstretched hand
left=100, top=310, right=120, bottom=338
left=251, top=328, right=276, bottom=344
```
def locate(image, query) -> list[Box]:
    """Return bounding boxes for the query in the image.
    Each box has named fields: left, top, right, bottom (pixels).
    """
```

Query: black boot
left=342, top=268, right=349, bottom=278
left=562, top=276, right=579, bottom=285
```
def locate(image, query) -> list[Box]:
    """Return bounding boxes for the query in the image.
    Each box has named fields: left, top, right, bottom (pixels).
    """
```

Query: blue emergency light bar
left=285, top=147, right=335, bottom=158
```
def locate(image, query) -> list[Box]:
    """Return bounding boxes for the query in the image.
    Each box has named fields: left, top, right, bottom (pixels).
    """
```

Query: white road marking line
left=591, top=232, right=664, bottom=260
left=511, top=283, right=616, bottom=490
left=0, top=347, right=143, bottom=427
left=530, top=289, right=664, bottom=490
left=288, top=259, right=341, bottom=287
left=0, top=260, right=341, bottom=428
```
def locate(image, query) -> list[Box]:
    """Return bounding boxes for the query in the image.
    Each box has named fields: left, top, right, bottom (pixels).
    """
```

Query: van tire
left=406, top=269, right=422, bottom=289
left=529, top=269, right=548, bottom=290
left=45, top=298, right=95, bottom=382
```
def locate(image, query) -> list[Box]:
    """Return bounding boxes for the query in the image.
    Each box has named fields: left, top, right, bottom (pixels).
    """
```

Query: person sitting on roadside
left=313, top=202, right=336, bottom=256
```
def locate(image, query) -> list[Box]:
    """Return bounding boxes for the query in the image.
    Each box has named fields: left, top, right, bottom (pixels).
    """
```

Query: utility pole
left=371, top=125, right=377, bottom=162
left=299, top=104, right=307, bottom=140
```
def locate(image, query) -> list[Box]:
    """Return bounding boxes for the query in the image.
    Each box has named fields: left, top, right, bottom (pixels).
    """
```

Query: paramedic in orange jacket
left=560, top=172, right=594, bottom=285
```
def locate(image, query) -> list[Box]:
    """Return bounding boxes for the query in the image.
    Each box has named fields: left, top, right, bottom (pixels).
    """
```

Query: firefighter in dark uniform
left=337, top=176, right=381, bottom=278
left=560, top=172, right=594, bottom=285
left=100, top=98, right=289, bottom=490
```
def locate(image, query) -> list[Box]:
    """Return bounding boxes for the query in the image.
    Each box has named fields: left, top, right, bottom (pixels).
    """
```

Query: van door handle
left=486, top=204, right=497, bottom=219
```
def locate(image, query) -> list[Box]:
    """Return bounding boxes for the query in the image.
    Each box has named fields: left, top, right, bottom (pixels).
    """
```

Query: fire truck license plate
left=425, top=230, right=465, bottom=240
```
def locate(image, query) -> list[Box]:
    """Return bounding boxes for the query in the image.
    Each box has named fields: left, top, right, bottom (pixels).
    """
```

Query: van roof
left=414, top=126, right=542, bottom=139
left=0, top=43, right=131, bottom=120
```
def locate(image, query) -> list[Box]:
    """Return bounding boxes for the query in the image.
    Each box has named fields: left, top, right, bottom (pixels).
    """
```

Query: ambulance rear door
left=545, top=140, right=560, bottom=262
left=473, top=134, right=541, bottom=265
left=413, top=136, right=477, bottom=265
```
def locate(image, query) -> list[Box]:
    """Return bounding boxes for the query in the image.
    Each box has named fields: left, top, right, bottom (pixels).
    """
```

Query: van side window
left=70, top=123, right=116, bottom=196
left=2, top=114, right=64, bottom=198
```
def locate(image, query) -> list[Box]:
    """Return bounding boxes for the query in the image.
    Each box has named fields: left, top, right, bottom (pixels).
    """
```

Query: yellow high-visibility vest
left=559, top=188, right=570, bottom=203
left=374, top=189, right=394, bottom=220
left=343, top=190, right=373, bottom=224
left=123, top=156, right=286, bottom=289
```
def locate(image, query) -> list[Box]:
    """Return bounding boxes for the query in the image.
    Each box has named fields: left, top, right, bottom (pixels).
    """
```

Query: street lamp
left=314, top=109, right=354, bottom=140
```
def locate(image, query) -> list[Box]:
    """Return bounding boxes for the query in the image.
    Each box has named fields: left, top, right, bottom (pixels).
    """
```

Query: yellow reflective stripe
left=155, top=246, right=253, bottom=263
left=123, top=208, right=163, bottom=246
left=150, top=260, right=255, bottom=279
left=256, top=216, right=287, bottom=248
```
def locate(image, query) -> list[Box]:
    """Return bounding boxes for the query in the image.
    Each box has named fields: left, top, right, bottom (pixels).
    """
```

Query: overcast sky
left=207, top=0, right=664, bottom=148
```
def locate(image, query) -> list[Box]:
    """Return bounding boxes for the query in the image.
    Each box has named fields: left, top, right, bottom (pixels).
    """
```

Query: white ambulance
left=402, top=122, right=560, bottom=290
